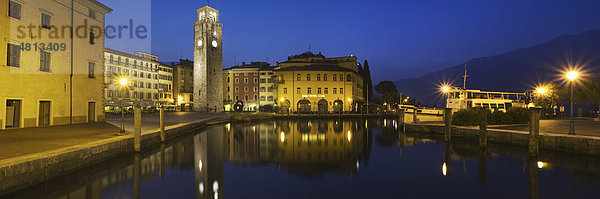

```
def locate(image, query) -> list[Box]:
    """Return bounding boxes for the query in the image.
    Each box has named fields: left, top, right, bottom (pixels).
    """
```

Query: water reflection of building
left=225, top=122, right=278, bottom=164
left=194, top=126, right=225, bottom=199
left=221, top=120, right=369, bottom=177
left=276, top=120, right=367, bottom=177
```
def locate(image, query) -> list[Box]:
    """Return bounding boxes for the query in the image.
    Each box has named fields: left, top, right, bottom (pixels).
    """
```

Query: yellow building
left=1, top=0, right=111, bottom=129
left=275, top=52, right=364, bottom=113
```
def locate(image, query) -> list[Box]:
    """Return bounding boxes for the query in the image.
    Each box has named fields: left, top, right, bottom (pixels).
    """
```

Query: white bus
left=445, top=88, right=530, bottom=112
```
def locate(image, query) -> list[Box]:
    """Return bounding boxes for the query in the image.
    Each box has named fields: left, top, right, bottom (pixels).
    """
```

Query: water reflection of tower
left=194, top=126, right=225, bottom=199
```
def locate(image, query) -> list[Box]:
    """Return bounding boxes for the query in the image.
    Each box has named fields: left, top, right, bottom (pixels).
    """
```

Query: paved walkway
left=489, top=119, right=600, bottom=137
left=105, top=112, right=230, bottom=133
left=0, top=112, right=229, bottom=161
left=0, top=123, right=121, bottom=160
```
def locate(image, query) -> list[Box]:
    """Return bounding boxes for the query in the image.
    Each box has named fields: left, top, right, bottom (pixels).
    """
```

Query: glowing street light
left=566, top=71, right=579, bottom=81
left=536, top=87, right=547, bottom=95
left=442, top=86, right=450, bottom=93
left=119, top=77, right=128, bottom=86
left=565, top=70, right=580, bottom=135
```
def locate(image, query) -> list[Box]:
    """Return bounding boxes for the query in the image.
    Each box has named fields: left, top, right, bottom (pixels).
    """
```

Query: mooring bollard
left=529, top=108, right=541, bottom=156
left=134, top=107, right=141, bottom=152
left=479, top=108, right=488, bottom=148
left=413, top=108, right=418, bottom=123
left=160, top=106, right=165, bottom=142
left=444, top=108, right=452, bottom=142
left=398, top=109, right=405, bottom=124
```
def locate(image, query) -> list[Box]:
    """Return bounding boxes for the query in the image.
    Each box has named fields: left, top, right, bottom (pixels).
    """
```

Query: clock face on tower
left=197, top=40, right=203, bottom=47
left=212, top=40, right=218, bottom=47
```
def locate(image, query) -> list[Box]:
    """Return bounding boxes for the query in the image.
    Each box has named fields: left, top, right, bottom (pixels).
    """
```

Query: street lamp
left=536, top=87, right=547, bottom=95
left=566, top=70, right=579, bottom=135
left=441, top=86, right=450, bottom=108
left=119, top=77, right=128, bottom=134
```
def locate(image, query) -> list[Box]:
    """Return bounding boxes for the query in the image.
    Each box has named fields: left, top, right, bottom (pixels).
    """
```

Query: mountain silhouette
left=395, top=29, right=600, bottom=105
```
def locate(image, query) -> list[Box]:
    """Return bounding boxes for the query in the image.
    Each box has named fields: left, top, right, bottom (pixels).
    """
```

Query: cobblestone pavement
left=490, top=119, right=600, bottom=137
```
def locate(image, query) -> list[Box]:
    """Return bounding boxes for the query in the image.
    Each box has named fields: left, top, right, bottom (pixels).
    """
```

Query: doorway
left=39, top=101, right=51, bottom=126
left=5, top=100, right=22, bottom=128
left=88, top=102, right=96, bottom=123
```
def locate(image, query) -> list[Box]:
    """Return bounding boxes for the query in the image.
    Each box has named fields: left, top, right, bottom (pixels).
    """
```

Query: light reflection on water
left=3, top=119, right=600, bottom=199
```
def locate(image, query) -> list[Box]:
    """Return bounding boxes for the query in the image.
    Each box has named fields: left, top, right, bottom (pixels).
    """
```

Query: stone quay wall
left=0, top=120, right=219, bottom=195
left=405, top=124, right=600, bottom=156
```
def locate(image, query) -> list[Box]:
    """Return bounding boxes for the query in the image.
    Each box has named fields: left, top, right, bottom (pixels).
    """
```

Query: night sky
left=102, top=0, right=600, bottom=82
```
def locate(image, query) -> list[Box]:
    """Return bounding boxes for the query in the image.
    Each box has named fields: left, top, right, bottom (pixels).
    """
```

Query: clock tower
left=194, top=6, right=223, bottom=112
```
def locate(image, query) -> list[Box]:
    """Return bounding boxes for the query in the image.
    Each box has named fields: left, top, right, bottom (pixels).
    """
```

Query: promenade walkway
left=489, top=119, right=600, bottom=137
left=0, top=112, right=229, bottom=161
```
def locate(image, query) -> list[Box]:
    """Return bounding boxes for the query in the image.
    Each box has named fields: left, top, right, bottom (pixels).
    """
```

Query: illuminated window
left=324, top=88, right=328, bottom=94
left=318, top=88, right=321, bottom=94
left=308, top=87, right=312, bottom=94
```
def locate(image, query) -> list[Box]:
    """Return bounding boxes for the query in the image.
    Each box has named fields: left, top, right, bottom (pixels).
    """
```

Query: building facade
left=157, top=63, right=174, bottom=109
left=1, top=0, right=111, bottom=129
left=103, top=49, right=162, bottom=112
left=259, top=66, right=277, bottom=108
left=223, top=63, right=261, bottom=111
left=275, top=52, right=364, bottom=113
left=193, top=5, right=223, bottom=112
left=173, top=59, right=194, bottom=111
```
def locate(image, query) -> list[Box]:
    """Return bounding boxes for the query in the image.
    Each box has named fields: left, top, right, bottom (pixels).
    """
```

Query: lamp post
left=566, top=71, right=579, bottom=135
left=119, top=77, right=129, bottom=134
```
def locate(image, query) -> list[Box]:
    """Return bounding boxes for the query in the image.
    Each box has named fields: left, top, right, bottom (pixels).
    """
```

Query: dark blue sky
left=103, top=0, right=600, bottom=82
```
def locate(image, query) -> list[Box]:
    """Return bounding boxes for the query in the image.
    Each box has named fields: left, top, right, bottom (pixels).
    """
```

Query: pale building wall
left=103, top=49, right=161, bottom=111
left=1, top=0, right=110, bottom=129
left=259, top=69, right=277, bottom=107
left=158, top=64, right=174, bottom=105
